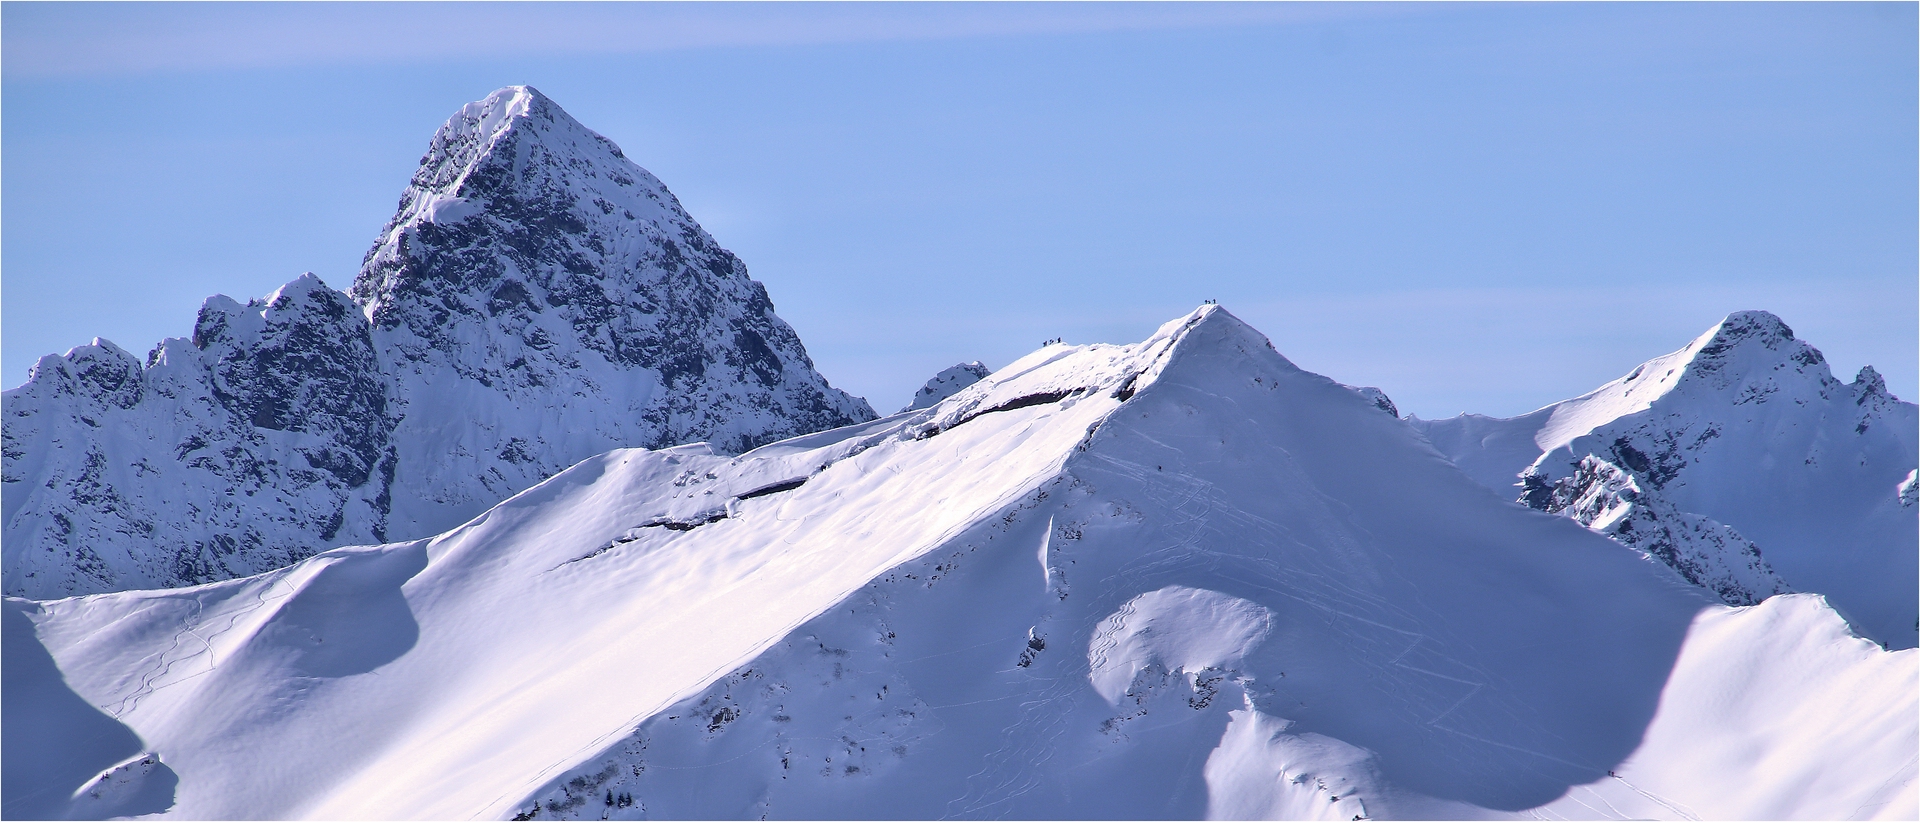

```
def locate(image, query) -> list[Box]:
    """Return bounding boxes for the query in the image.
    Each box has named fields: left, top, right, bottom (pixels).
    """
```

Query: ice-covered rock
left=2, top=87, right=873, bottom=599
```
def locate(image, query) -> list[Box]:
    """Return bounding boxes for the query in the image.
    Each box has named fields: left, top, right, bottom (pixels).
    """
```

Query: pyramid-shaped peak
left=1161, top=303, right=1284, bottom=360
left=445, top=85, right=590, bottom=145
left=402, top=85, right=635, bottom=204
left=1679, top=309, right=1833, bottom=383
left=353, top=86, right=692, bottom=324
left=1699, top=310, right=1795, bottom=351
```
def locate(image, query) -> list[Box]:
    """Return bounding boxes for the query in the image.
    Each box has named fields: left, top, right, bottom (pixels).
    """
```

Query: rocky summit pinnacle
left=348, top=85, right=874, bottom=538
left=2, top=86, right=874, bottom=599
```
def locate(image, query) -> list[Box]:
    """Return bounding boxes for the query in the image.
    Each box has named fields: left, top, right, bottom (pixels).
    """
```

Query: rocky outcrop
left=1414, top=310, right=1918, bottom=647
left=3, top=277, right=395, bottom=596
left=1522, top=455, right=1791, bottom=606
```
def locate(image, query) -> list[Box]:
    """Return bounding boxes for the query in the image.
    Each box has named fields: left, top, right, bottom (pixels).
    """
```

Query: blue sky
left=5, top=2, right=1915, bottom=417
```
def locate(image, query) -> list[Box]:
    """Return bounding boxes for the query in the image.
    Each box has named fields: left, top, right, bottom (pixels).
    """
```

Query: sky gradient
left=5, top=2, right=1915, bottom=417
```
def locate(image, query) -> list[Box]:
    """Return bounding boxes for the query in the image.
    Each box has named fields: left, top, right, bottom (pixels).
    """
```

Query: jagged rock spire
left=3, top=87, right=874, bottom=598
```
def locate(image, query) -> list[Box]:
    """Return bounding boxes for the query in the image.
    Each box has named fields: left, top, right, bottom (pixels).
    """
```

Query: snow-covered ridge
left=1412, top=309, right=1918, bottom=648
left=1531, top=310, right=1835, bottom=457
left=9, top=306, right=1911, bottom=820
left=2, top=86, right=873, bottom=599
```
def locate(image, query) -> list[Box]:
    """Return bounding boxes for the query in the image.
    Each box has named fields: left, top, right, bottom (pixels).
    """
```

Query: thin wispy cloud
left=3, top=1, right=1419, bottom=79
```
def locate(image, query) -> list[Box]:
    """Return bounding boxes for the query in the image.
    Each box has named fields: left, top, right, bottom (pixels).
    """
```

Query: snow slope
left=1413, top=311, right=1918, bottom=647
left=9, top=307, right=1912, bottom=820
left=2, top=86, right=873, bottom=600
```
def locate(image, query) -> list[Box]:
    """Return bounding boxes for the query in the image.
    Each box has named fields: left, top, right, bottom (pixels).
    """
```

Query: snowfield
left=6, top=307, right=1913, bottom=820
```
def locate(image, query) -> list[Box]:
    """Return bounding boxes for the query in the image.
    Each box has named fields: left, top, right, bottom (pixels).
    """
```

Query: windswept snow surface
left=9, top=308, right=1915, bottom=820
left=2, top=86, right=872, bottom=600
left=1413, top=311, right=1918, bottom=648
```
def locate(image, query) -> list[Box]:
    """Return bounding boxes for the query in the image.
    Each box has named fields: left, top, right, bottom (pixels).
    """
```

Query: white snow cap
left=901, top=361, right=992, bottom=412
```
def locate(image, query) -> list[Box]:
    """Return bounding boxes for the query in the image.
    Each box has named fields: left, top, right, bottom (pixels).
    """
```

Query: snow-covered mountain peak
left=348, top=85, right=873, bottom=535
left=261, top=271, right=330, bottom=307
left=1533, top=309, right=1843, bottom=456
left=1701, top=308, right=1795, bottom=348
left=353, top=85, right=697, bottom=333
left=909, top=305, right=1263, bottom=435
left=1674, top=309, right=1840, bottom=394
left=12, top=305, right=1910, bottom=821
left=14, top=339, right=146, bottom=414
left=1413, top=309, right=1917, bottom=647
left=4, top=89, right=872, bottom=598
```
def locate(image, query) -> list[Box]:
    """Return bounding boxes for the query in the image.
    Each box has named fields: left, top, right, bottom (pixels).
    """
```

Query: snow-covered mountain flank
left=1411, top=311, right=1918, bottom=648
left=2, top=86, right=873, bottom=600
left=7, top=307, right=1913, bottom=821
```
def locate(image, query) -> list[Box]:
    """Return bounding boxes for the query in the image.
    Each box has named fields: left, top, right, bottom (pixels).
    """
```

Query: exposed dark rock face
left=1522, top=456, right=1791, bottom=607
left=3, top=86, right=873, bottom=599
left=3, top=277, right=396, bottom=595
left=350, top=86, right=873, bottom=538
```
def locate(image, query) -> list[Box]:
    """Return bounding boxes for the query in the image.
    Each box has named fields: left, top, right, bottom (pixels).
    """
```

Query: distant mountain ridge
left=1412, top=310, right=1917, bottom=647
left=7, top=306, right=1910, bottom=821
left=2, top=86, right=874, bottom=599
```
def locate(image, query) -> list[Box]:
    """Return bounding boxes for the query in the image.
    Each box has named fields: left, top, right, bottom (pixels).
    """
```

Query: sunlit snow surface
left=6, top=308, right=1914, bottom=820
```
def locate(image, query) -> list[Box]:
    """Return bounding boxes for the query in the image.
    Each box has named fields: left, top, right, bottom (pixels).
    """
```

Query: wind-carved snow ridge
left=2, top=86, right=873, bottom=599
left=1522, top=456, right=1792, bottom=606
left=1413, top=309, right=1919, bottom=648
left=901, top=362, right=991, bottom=412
